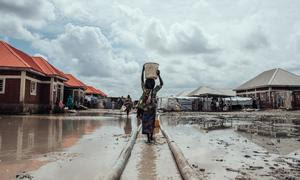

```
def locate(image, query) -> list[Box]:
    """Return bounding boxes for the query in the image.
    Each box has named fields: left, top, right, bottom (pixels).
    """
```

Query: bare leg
left=147, top=133, right=151, bottom=143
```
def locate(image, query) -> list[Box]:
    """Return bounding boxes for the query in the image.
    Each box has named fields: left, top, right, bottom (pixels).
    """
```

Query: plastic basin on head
left=144, top=62, right=159, bottom=79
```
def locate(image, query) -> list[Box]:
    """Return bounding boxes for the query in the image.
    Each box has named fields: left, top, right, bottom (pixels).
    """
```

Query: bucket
left=144, top=62, right=159, bottom=79
left=155, top=114, right=160, bottom=128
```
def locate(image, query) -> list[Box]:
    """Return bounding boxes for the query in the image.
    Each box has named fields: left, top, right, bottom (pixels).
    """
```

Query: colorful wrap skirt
left=142, top=111, right=156, bottom=134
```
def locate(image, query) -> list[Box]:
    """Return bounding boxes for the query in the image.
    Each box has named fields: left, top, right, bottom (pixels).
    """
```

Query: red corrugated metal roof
left=85, top=85, right=107, bottom=96
left=32, top=56, right=67, bottom=80
left=0, top=41, right=70, bottom=82
left=85, top=86, right=98, bottom=94
left=0, top=40, right=42, bottom=73
left=97, top=89, right=107, bottom=97
left=64, top=74, right=86, bottom=89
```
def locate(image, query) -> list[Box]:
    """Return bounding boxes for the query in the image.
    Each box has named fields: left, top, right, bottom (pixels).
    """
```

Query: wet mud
left=161, top=112, right=300, bottom=180
left=2, top=110, right=300, bottom=180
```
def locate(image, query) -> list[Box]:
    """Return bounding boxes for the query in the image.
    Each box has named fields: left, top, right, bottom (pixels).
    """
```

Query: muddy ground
left=0, top=109, right=300, bottom=180
left=161, top=111, right=300, bottom=180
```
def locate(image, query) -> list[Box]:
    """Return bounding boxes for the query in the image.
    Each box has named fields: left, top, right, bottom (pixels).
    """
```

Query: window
left=0, top=78, right=5, bottom=94
left=30, top=81, right=37, bottom=95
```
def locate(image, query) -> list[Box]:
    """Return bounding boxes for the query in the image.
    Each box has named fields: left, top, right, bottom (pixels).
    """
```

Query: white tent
left=188, top=86, right=235, bottom=97
left=224, top=96, right=253, bottom=106
left=176, top=90, right=193, bottom=97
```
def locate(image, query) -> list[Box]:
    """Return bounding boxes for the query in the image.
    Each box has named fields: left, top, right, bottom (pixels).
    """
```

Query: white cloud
left=0, top=15, right=36, bottom=41
left=241, top=28, right=270, bottom=51
left=0, top=0, right=55, bottom=40
left=0, top=0, right=55, bottom=22
left=2, top=0, right=300, bottom=98
left=32, top=23, right=141, bottom=96
left=144, top=20, right=218, bottom=55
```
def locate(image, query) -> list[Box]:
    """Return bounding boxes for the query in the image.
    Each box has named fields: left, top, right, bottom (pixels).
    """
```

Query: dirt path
left=121, top=128, right=182, bottom=180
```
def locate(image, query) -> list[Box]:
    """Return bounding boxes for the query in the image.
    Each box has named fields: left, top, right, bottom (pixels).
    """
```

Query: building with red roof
left=32, top=56, right=67, bottom=80
left=97, top=89, right=107, bottom=97
left=63, top=74, right=87, bottom=108
left=64, top=74, right=86, bottom=89
left=84, top=85, right=107, bottom=108
left=85, top=85, right=107, bottom=97
left=0, top=40, right=68, bottom=114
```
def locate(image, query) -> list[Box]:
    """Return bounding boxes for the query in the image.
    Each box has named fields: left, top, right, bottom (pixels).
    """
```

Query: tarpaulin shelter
left=188, top=86, right=235, bottom=98
left=176, top=90, right=193, bottom=97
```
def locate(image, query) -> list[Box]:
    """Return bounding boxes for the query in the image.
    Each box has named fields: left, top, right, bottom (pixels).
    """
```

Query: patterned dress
left=138, top=84, right=162, bottom=134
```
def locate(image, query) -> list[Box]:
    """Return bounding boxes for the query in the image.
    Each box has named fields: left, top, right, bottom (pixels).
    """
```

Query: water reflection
left=0, top=115, right=133, bottom=163
left=138, top=144, right=157, bottom=180
left=161, top=114, right=300, bottom=155
left=124, top=117, right=132, bottom=134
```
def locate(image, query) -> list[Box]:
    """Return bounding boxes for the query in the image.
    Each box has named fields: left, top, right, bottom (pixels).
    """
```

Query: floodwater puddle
left=161, top=114, right=300, bottom=180
left=0, top=112, right=135, bottom=180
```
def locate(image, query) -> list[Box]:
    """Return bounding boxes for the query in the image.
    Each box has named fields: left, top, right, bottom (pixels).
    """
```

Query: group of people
left=210, top=97, right=225, bottom=111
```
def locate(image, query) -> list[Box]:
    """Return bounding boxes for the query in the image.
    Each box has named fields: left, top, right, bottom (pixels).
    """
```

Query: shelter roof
left=188, top=86, right=235, bottom=97
left=176, top=90, right=193, bottom=97
left=64, top=74, right=86, bottom=89
left=234, top=68, right=300, bottom=91
left=32, top=56, right=67, bottom=80
left=0, top=40, right=43, bottom=74
left=85, top=85, right=107, bottom=97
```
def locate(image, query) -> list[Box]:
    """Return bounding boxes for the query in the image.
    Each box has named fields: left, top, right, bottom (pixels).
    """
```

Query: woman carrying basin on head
left=138, top=63, right=163, bottom=143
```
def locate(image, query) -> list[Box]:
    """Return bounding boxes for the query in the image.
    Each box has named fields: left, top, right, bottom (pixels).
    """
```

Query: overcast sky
left=1, top=0, right=300, bottom=98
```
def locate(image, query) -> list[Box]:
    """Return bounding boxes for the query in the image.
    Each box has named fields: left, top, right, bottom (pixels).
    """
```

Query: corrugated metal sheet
left=0, top=41, right=67, bottom=81
left=235, top=68, right=300, bottom=90
left=32, top=56, right=67, bottom=79
left=0, top=41, right=43, bottom=73
left=64, top=74, right=86, bottom=89
left=85, top=85, right=107, bottom=97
